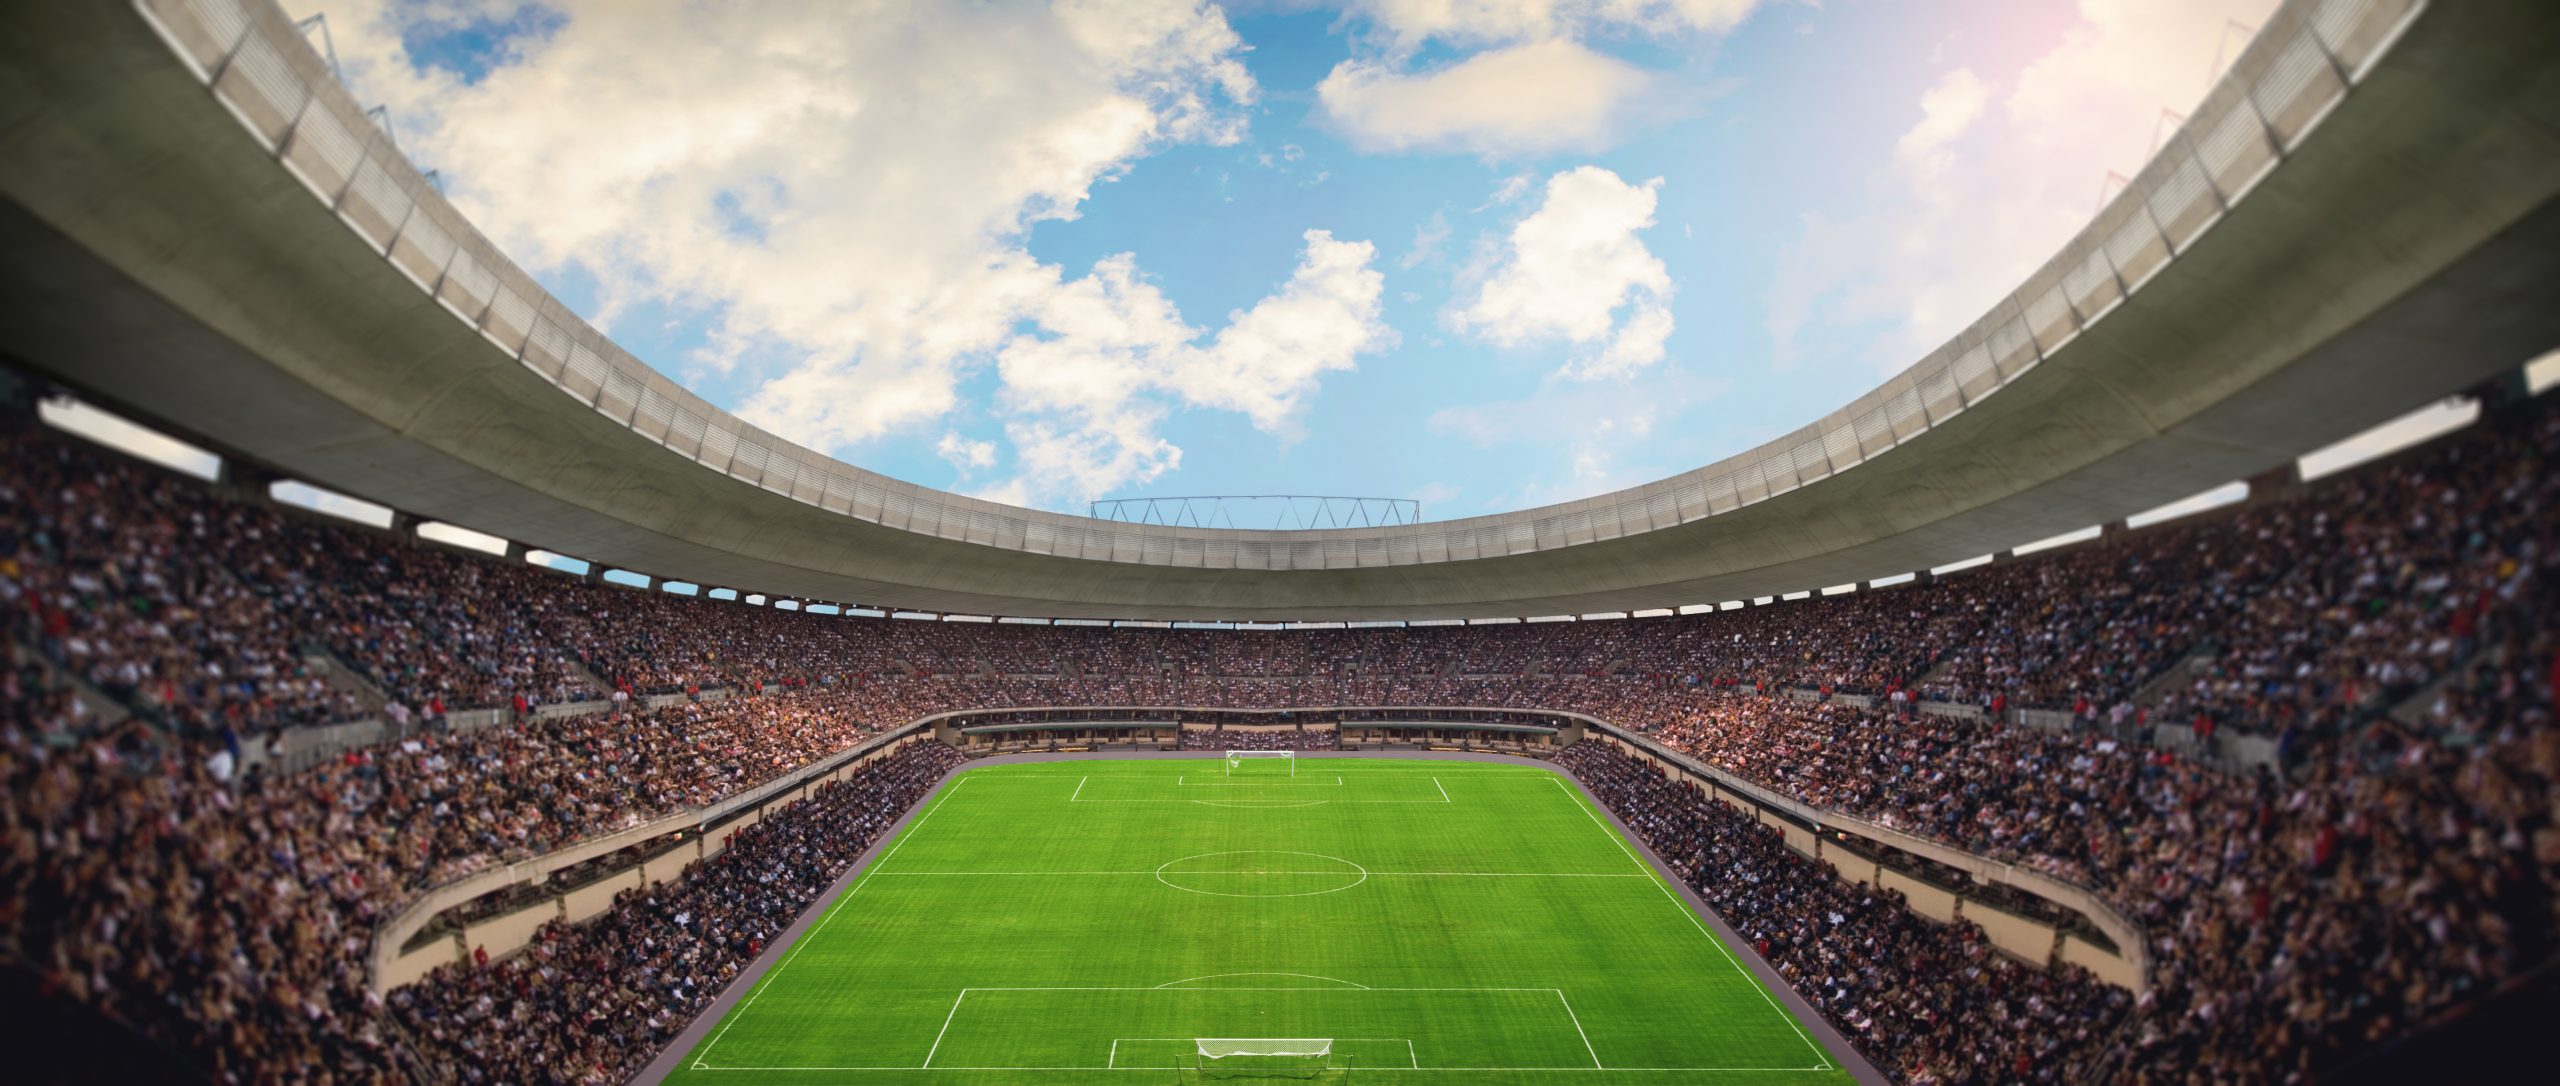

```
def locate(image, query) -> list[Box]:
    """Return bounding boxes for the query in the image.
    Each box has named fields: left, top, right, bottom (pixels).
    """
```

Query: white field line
left=1107, top=1038, right=1418, bottom=1070
left=963, top=772, right=1553, bottom=780
left=1176, top=775, right=1344, bottom=786
left=739, top=984, right=1823, bottom=1075
left=1071, top=775, right=1086, bottom=801
left=867, top=870, right=1649, bottom=878
left=1549, top=777, right=1831, bottom=1070
left=966, top=985, right=1564, bottom=991
left=1435, top=777, right=1450, bottom=802
left=921, top=990, right=968, bottom=1068
left=1152, top=972, right=1371, bottom=989
left=696, top=774, right=972, bottom=1067
left=1555, top=989, right=1603, bottom=1069
left=689, top=1066, right=1834, bottom=1072
left=1072, top=798, right=1448, bottom=804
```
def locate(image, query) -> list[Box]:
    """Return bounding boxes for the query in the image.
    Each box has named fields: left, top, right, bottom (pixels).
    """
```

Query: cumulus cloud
left=1318, top=1, right=1763, bottom=159
left=1452, top=167, right=1675, bottom=380
left=1316, top=40, right=1661, bottom=158
left=1349, top=0, right=1764, bottom=49
left=982, top=230, right=1392, bottom=505
left=1766, top=0, right=2280, bottom=374
left=1894, top=67, right=1990, bottom=182
left=299, top=0, right=1389, bottom=509
left=935, top=432, right=997, bottom=471
left=1426, top=366, right=1726, bottom=511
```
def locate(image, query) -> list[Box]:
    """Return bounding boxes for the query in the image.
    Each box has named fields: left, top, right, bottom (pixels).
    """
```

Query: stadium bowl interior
left=0, top=0, right=2555, bottom=1083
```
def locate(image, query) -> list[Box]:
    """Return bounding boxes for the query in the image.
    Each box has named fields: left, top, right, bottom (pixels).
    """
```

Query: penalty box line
left=772, top=986, right=1827, bottom=1074
left=868, top=869, right=1652, bottom=878
left=1073, top=776, right=1452, bottom=803
left=1109, top=1037, right=1418, bottom=1070
left=927, top=987, right=1593, bottom=1072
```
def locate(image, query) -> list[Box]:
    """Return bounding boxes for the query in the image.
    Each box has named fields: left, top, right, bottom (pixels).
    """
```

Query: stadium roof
left=2, top=0, right=2556, bottom=619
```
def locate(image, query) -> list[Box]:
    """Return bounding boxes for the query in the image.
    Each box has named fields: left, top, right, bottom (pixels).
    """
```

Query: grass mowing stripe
left=1548, top=776, right=1833, bottom=1071
left=698, top=773, right=973, bottom=1068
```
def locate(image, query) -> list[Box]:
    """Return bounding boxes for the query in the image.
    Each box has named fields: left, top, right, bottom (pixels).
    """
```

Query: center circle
left=1154, top=851, right=1370, bottom=898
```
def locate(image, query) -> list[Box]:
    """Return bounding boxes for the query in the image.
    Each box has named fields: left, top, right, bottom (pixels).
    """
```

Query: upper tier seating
left=0, top=392, right=2549, bottom=1083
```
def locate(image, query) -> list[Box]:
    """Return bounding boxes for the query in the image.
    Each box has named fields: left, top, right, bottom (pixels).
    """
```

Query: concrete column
left=1989, top=549, right=2017, bottom=565
left=1914, top=569, right=1936, bottom=586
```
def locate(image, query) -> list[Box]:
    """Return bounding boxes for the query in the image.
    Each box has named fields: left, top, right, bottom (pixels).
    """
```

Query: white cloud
left=935, top=432, right=997, bottom=471
left=982, top=230, right=1392, bottom=505
left=1316, top=40, right=1661, bottom=158
left=300, top=0, right=1282, bottom=489
left=1402, top=210, right=1450, bottom=269
left=1426, top=366, right=1725, bottom=510
left=1452, top=166, right=1675, bottom=380
left=1894, top=67, right=1990, bottom=182
left=1766, top=0, right=2280, bottom=375
left=1350, top=0, right=1764, bottom=49
left=1476, top=173, right=1534, bottom=211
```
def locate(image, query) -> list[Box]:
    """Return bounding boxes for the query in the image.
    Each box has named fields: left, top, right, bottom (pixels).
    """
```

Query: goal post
left=1223, top=750, right=1296, bottom=777
left=1196, top=1038, right=1333, bottom=1079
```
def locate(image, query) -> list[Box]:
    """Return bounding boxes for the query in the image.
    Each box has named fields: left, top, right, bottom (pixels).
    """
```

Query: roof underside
left=1, top=0, right=2556, bottom=619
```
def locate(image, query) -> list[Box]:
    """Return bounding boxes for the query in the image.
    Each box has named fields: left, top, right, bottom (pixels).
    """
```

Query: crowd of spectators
left=0, top=678, right=934, bottom=1083
left=1553, top=741, right=2132, bottom=1085
left=388, top=741, right=961, bottom=1084
left=0, top=428, right=365, bottom=738
left=0, top=391, right=2550, bottom=1083
left=1182, top=727, right=1338, bottom=751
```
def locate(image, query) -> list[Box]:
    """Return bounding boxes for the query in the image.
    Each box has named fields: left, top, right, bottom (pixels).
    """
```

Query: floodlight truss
left=1090, top=495, right=1422, bottom=531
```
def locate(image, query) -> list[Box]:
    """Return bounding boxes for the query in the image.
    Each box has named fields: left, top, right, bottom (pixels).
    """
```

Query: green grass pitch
left=664, top=757, right=1854, bottom=1084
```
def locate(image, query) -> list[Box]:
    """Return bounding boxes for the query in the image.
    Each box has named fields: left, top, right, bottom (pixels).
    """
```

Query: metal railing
left=131, top=0, right=2423, bottom=573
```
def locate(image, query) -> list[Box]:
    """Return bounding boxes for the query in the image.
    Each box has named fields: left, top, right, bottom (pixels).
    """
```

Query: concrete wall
left=1964, top=900, right=2061, bottom=963
left=370, top=726, right=934, bottom=991
left=1763, top=811, right=1820, bottom=857
left=1588, top=728, right=2149, bottom=993
left=1878, top=869, right=1959, bottom=923
left=562, top=867, right=645, bottom=924
left=2062, top=933, right=2145, bottom=991
left=462, top=900, right=555, bottom=960
left=379, top=932, right=464, bottom=991
left=1823, top=847, right=1882, bottom=886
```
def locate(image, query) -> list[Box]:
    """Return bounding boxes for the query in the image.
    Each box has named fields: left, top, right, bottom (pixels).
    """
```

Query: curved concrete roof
left=2, top=0, right=2556, bottom=618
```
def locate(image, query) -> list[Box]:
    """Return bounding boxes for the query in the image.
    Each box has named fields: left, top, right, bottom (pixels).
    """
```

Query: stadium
left=1, top=0, right=2556, bottom=1083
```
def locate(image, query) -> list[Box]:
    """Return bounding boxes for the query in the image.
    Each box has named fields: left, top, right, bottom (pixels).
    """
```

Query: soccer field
left=662, top=756, right=1855, bottom=1084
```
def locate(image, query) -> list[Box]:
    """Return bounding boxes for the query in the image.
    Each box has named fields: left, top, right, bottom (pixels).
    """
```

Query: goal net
left=1224, top=750, right=1295, bottom=776
left=1196, top=1038, right=1333, bottom=1079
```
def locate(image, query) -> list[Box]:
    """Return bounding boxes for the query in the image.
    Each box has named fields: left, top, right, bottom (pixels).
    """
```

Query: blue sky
left=310, top=0, right=2274, bottom=522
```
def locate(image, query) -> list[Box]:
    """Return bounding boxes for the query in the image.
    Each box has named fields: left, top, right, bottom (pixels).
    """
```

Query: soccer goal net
left=1196, top=1038, right=1333, bottom=1079
left=1224, top=750, right=1295, bottom=776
